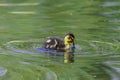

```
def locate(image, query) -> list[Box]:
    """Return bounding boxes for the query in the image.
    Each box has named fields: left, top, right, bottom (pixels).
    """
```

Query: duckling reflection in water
left=43, top=33, right=75, bottom=52
left=64, top=49, right=74, bottom=63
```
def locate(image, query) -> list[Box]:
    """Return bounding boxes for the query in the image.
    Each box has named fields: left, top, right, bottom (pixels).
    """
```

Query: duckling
left=43, top=33, right=75, bottom=52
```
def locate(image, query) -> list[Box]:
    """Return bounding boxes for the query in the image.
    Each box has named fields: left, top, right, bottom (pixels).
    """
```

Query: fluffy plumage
left=43, top=33, right=75, bottom=52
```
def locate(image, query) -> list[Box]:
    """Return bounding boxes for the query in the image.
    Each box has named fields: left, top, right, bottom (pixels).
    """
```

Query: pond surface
left=0, top=0, right=120, bottom=80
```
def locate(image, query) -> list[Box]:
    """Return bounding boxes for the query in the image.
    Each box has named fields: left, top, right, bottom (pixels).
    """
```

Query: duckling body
left=43, top=37, right=65, bottom=51
left=43, top=33, right=75, bottom=52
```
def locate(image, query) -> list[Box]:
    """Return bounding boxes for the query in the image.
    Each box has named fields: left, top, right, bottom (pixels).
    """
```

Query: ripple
left=4, top=40, right=43, bottom=54
left=45, top=72, right=58, bottom=80
left=8, top=48, right=38, bottom=54
left=81, top=40, right=118, bottom=54
left=20, top=62, right=30, bottom=65
left=0, top=67, right=7, bottom=76
left=102, top=62, right=120, bottom=80
left=108, top=19, right=120, bottom=23
left=0, top=25, right=11, bottom=29
left=101, top=2, right=120, bottom=7
left=0, top=3, right=39, bottom=7
left=4, top=39, right=119, bottom=55
left=9, top=11, right=36, bottom=14
left=111, top=26, right=120, bottom=31
left=101, top=10, right=120, bottom=17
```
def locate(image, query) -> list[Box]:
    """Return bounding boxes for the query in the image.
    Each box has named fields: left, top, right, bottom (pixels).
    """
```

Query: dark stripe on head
left=65, top=33, right=75, bottom=39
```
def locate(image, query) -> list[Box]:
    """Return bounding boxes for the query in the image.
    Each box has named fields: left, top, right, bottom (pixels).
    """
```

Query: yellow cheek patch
left=64, top=35, right=74, bottom=49
left=64, top=36, right=73, bottom=44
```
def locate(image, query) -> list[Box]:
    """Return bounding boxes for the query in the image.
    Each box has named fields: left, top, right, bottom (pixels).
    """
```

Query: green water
left=0, top=0, right=120, bottom=80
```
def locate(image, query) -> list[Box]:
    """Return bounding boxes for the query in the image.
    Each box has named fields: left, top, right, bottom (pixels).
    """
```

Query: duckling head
left=64, top=33, right=75, bottom=50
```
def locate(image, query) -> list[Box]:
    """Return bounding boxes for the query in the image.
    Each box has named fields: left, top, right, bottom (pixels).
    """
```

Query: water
left=0, top=0, right=120, bottom=80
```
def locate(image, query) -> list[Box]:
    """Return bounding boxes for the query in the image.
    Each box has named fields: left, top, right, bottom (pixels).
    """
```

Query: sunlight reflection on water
left=20, top=62, right=30, bottom=65
left=0, top=67, right=7, bottom=77
left=46, top=72, right=58, bottom=80
left=9, top=11, right=36, bottom=14
left=0, top=3, right=39, bottom=6
left=101, top=2, right=120, bottom=7
left=103, top=61, right=120, bottom=80
left=101, top=10, right=120, bottom=17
